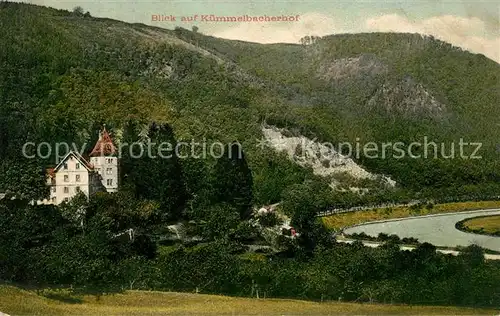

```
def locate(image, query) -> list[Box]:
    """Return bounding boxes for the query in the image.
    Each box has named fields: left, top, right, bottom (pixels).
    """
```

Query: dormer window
left=63, top=163, right=68, bottom=170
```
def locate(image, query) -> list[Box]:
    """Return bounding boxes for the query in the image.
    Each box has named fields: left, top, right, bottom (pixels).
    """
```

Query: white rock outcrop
left=261, top=126, right=396, bottom=189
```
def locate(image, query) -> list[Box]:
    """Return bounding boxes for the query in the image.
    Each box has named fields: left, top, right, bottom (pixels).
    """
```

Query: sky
left=18, top=0, right=500, bottom=62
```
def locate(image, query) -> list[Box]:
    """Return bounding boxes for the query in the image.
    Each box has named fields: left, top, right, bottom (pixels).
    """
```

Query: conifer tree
left=120, top=121, right=188, bottom=221
left=212, top=142, right=253, bottom=219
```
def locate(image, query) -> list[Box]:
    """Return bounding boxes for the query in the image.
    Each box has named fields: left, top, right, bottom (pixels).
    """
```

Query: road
left=343, top=209, right=500, bottom=252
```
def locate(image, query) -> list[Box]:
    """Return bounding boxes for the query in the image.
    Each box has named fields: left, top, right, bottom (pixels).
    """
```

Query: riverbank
left=456, top=215, right=500, bottom=236
left=336, top=237, right=500, bottom=260
left=341, top=209, right=500, bottom=252
left=322, top=200, right=500, bottom=230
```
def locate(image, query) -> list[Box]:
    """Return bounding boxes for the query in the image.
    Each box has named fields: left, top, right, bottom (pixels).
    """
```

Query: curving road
left=343, top=209, right=500, bottom=252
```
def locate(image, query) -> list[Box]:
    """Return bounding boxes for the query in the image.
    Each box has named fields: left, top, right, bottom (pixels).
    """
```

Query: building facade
left=38, top=128, right=119, bottom=205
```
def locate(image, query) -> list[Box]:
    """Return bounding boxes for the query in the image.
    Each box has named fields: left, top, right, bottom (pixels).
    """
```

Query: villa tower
left=89, top=127, right=119, bottom=193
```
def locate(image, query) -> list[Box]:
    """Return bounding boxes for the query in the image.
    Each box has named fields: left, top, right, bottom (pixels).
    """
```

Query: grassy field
left=0, top=285, right=498, bottom=315
left=462, top=215, right=500, bottom=235
left=322, top=200, right=500, bottom=231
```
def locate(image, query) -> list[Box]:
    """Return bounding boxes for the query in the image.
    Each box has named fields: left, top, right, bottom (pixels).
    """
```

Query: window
left=106, top=168, right=112, bottom=175
left=51, top=197, right=56, bottom=202
left=107, top=179, right=113, bottom=186
left=76, top=175, right=81, bottom=182
left=64, top=175, right=69, bottom=182
left=63, top=163, right=68, bottom=170
left=76, top=186, right=81, bottom=192
left=64, top=187, right=69, bottom=193
left=64, top=198, right=69, bottom=202
left=76, top=163, right=80, bottom=169
left=51, top=186, right=56, bottom=193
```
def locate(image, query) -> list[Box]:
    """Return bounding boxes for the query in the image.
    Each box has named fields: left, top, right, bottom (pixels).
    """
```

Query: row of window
left=62, top=169, right=114, bottom=182
left=99, top=168, right=114, bottom=175
left=64, top=174, right=81, bottom=182
left=52, top=186, right=81, bottom=194
left=63, top=163, right=81, bottom=170
left=51, top=179, right=114, bottom=195
left=62, top=162, right=115, bottom=171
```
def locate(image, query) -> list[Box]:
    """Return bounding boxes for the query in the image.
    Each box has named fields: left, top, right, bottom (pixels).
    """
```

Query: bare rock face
left=318, top=54, right=389, bottom=81
left=367, top=76, right=447, bottom=118
left=261, top=125, right=396, bottom=190
left=316, top=53, right=448, bottom=121
left=141, top=60, right=174, bottom=79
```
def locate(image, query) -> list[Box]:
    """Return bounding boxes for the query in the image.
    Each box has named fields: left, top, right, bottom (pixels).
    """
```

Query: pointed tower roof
left=90, top=126, right=117, bottom=157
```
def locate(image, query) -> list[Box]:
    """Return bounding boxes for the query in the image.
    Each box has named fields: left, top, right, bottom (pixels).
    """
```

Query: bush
left=258, top=212, right=281, bottom=227
left=72, top=6, right=84, bottom=16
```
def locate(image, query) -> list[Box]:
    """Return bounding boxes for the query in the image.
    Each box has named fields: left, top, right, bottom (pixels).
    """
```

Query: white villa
left=39, top=127, right=119, bottom=205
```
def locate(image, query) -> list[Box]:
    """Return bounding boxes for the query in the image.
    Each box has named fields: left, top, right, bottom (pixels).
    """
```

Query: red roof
left=90, top=127, right=117, bottom=157
left=46, top=168, right=55, bottom=178
left=74, top=151, right=95, bottom=170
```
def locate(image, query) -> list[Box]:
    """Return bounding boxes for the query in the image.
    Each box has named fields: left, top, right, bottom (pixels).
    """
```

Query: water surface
left=344, top=209, right=500, bottom=251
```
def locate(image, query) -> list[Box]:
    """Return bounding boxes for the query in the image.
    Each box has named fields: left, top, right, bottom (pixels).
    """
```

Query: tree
left=281, top=180, right=334, bottom=253
left=174, top=26, right=183, bottom=38
left=459, top=244, right=485, bottom=267
left=299, top=36, right=311, bottom=46
left=59, top=190, right=88, bottom=226
left=0, top=203, right=67, bottom=282
left=199, top=203, right=240, bottom=240
left=0, top=157, right=49, bottom=202
left=212, top=142, right=253, bottom=219
left=192, top=25, right=199, bottom=33
left=73, top=6, right=84, bottom=16
left=120, top=122, right=189, bottom=222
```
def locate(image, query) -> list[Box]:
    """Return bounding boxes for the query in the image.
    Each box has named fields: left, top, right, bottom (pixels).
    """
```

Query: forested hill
left=1, top=2, right=499, bottom=204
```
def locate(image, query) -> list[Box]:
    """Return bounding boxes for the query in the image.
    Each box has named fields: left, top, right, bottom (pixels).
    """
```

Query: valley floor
left=0, top=285, right=498, bottom=315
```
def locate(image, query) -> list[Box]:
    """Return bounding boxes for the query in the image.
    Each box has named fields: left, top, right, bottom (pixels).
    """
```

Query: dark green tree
left=212, top=142, right=253, bottom=219
left=120, top=122, right=189, bottom=222
left=282, top=180, right=334, bottom=254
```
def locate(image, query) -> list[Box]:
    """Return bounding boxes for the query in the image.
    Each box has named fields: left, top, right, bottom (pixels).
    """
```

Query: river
left=343, top=209, right=500, bottom=252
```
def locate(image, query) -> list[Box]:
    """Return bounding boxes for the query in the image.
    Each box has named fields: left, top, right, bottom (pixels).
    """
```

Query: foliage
left=1, top=2, right=500, bottom=310
left=211, top=143, right=253, bottom=219
left=120, top=122, right=189, bottom=221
